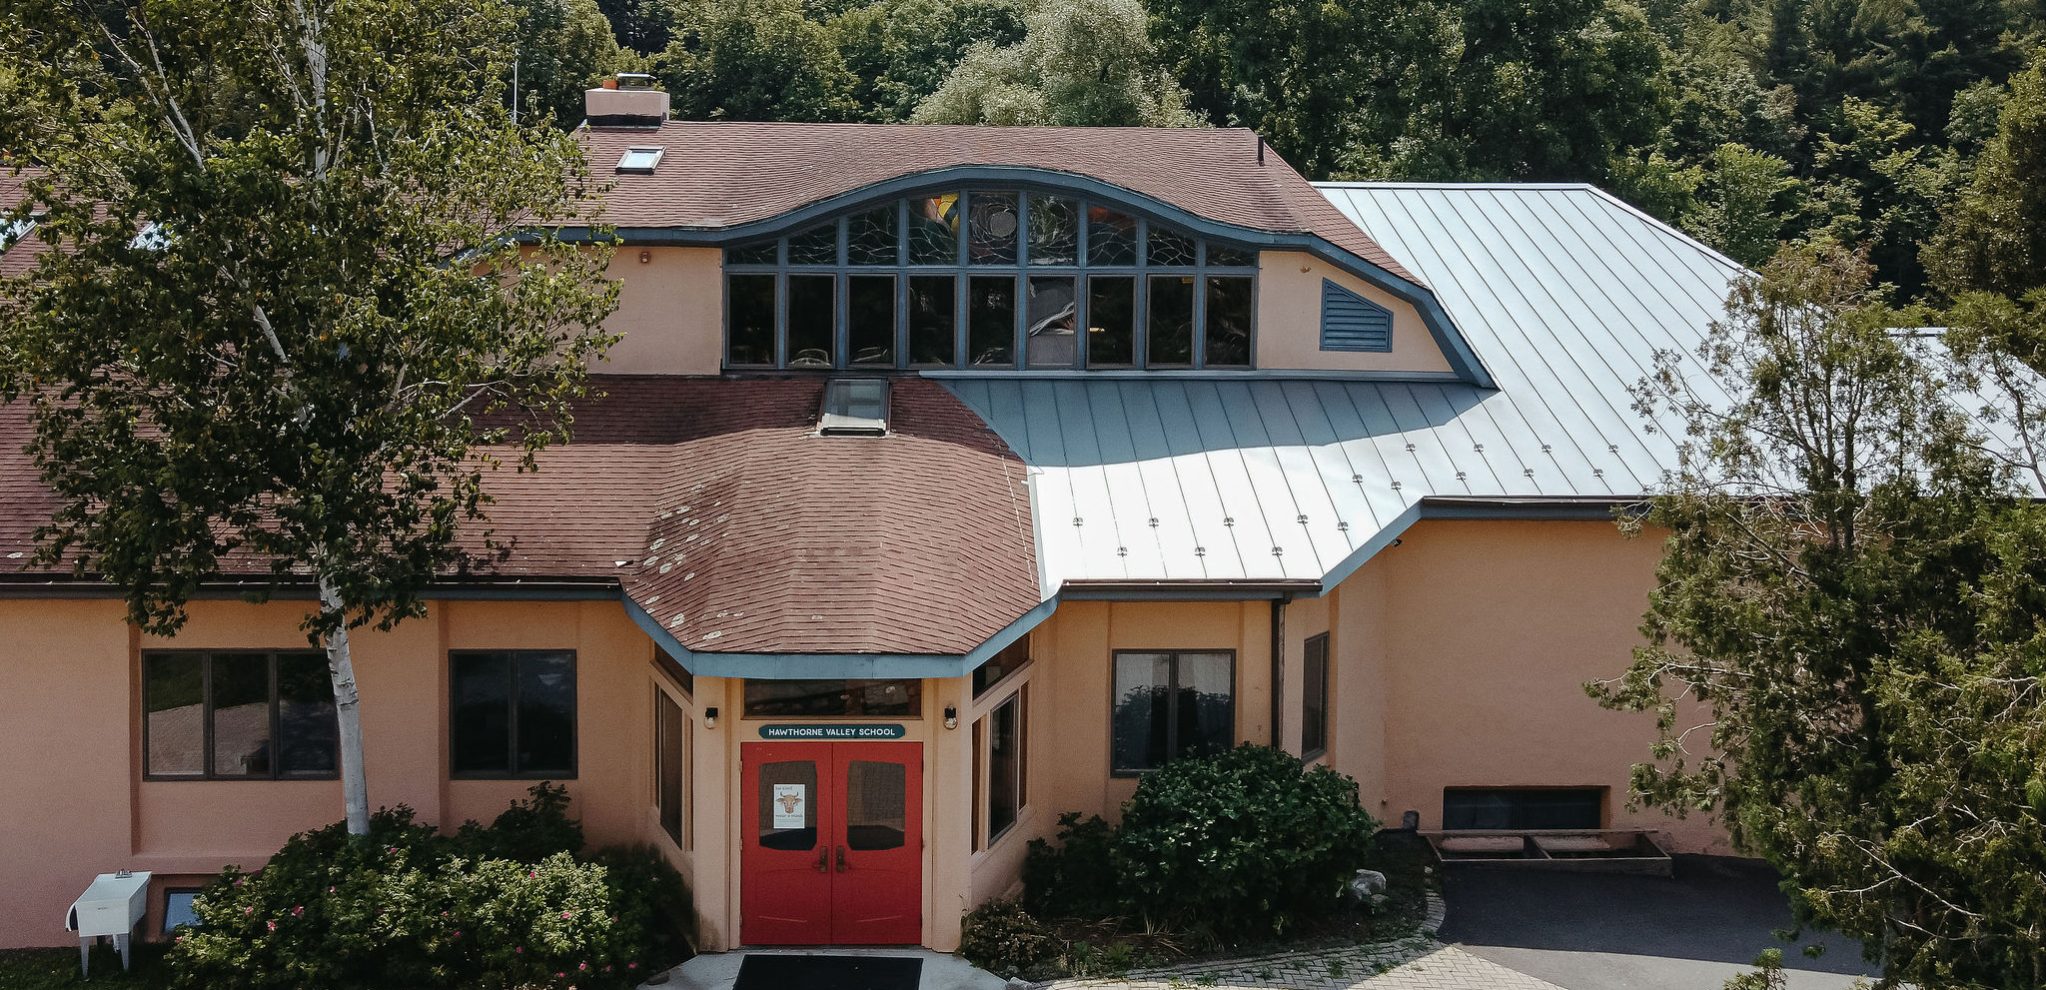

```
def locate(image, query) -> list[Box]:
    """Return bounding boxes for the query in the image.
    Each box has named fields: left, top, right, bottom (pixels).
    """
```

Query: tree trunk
left=318, top=574, right=371, bottom=836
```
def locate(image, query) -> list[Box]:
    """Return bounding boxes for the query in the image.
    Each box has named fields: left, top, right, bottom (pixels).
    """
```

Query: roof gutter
left=1059, top=579, right=1319, bottom=601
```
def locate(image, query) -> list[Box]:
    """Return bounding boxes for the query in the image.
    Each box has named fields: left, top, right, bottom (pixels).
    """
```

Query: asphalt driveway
left=1438, top=855, right=1880, bottom=990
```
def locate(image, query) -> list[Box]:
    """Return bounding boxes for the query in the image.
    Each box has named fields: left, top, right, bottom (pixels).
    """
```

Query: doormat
left=732, top=954, right=923, bottom=990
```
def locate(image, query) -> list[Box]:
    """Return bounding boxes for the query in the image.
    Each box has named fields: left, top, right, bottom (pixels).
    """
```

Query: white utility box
left=65, top=871, right=151, bottom=977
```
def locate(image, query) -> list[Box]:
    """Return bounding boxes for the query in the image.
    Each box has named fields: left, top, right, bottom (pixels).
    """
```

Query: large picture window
left=451, top=651, right=577, bottom=778
left=723, top=190, right=1258, bottom=371
left=143, top=651, right=339, bottom=780
left=1111, top=651, right=1235, bottom=774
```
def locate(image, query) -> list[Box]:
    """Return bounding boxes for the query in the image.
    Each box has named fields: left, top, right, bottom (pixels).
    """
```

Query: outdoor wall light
left=638, top=250, right=652, bottom=264
left=703, top=706, right=719, bottom=728
left=943, top=704, right=959, bottom=730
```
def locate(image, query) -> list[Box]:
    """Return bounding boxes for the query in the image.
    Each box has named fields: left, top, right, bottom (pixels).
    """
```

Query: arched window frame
left=721, top=187, right=1261, bottom=371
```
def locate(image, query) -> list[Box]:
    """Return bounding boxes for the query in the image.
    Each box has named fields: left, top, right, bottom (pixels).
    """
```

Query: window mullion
left=773, top=269, right=789, bottom=370
left=1164, top=653, right=1179, bottom=764
left=201, top=654, right=215, bottom=779
left=953, top=273, right=968, bottom=369
left=506, top=655, right=521, bottom=777
left=835, top=219, right=850, bottom=369
left=268, top=653, right=281, bottom=780
left=897, top=199, right=911, bottom=370
left=1134, top=219, right=1150, bottom=370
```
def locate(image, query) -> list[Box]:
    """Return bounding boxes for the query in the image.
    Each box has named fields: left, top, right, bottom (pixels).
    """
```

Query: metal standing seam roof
left=944, top=183, right=1746, bottom=592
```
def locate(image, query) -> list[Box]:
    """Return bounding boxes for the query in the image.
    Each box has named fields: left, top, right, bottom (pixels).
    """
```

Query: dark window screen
left=1443, top=788, right=1604, bottom=830
left=451, top=651, right=577, bottom=778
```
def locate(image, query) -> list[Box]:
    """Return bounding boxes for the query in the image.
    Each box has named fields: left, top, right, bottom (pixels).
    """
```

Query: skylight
left=131, top=221, right=169, bottom=251
left=818, top=378, right=890, bottom=436
left=617, top=146, right=666, bottom=175
left=0, top=216, right=34, bottom=254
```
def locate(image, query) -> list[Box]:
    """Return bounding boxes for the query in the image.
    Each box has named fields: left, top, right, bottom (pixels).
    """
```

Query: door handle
left=835, top=845, right=849, bottom=872
left=814, top=846, right=830, bottom=873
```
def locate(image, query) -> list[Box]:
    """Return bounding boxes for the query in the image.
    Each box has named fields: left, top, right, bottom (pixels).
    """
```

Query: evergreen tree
left=1925, top=53, right=2046, bottom=299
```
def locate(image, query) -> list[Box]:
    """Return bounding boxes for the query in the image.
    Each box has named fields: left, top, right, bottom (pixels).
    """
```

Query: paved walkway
left=1032, top=892, right=1564, bottom=990
left=1036, top=939, right=1566, bottom=990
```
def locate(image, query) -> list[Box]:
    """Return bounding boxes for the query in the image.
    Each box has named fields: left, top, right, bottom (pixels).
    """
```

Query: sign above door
left=760, top=723, right=908, bottom=740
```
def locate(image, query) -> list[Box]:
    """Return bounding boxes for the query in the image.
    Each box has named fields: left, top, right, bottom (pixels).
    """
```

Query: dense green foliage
left=911, top=0, right=1198, bottom=127
left=1020, top=812, right=1122, bottom=921
left=1593, top=244, right=2046, bottom=989
left=167, top=785, right=691, bottom=990
left=1113, top=745, right=1380, bottom=938
left=957, top=900, right=1061, bottom=979
left=1021, top=746, right=1380, bottom=941
left=461, top=0, right=2046, bottom=297
left=0, top=0, right=620, bottom=833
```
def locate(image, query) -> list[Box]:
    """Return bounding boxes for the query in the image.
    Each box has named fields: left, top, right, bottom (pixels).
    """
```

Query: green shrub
left=958, top=900, right=1059, bottom=979
left=1020, top=812, right=1120, bottom=920
left=455, top=781, right=585, bottom=862
left=166, top=785, right=688, bottom=990
left=587, top=845, right=696, bottom=963
left=1111, top=745, right=1379, bottom=939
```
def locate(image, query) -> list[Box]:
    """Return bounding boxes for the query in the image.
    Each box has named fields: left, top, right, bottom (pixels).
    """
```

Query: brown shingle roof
left=0, top=376, right=1041, bottom=656
left=580, top=122, right=1418, bottom=283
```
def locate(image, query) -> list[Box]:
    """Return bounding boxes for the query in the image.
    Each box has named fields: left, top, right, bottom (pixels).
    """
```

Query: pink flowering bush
left=166, top=787, right=690, bottom=990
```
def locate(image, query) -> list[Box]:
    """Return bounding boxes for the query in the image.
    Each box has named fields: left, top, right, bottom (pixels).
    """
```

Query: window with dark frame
left=162, top=889, right=201, bottom=934
left=142, top=651, right=338, bottom=780
left=450, top=651, right=577, bottom=778
left=971, top=638, right=1031, bottom=697
left=654, top=687, right=689, bottom=849
left=742, top=679, right=921, bottom=718
left=722, top=189, right=1259, bottom=371
left=1110, top=651, right=1235, bottom=774
left=1442, top=788, right=1606, bottom=830
left=974, top=685, right=1029, bottom=851
left=1301, top=633, right=1329, bottom=759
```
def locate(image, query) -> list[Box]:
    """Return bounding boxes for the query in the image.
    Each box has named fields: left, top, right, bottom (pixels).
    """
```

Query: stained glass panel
left=968, top=192, right=1020, bottom=265
left=787, top=221, right=839, bottom=265
left=1028, top=195, right=1079, bottom=266
left=1147, top=227, right=1197, bottom=267
left=847, top=206, right=899, bottom=266
left=908, top=194, right=961, bottom=264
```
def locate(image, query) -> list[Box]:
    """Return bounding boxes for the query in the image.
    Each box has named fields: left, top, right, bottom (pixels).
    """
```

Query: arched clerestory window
left=722, top=189, right=1259, bottom=371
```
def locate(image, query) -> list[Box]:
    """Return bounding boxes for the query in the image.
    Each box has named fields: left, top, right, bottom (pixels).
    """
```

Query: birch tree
left=0, top=0, right=619, bottom=835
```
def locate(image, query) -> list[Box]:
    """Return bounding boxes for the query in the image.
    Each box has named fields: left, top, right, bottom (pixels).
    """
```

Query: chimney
left=585, top=73, right=669, bottom=128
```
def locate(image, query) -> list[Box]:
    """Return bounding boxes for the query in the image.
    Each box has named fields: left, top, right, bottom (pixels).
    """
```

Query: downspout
left=1269, top=594, right=1293, bottom=749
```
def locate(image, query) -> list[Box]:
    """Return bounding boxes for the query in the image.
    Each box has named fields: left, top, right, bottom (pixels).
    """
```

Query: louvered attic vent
left=818, top=378, right=890, bottom=436
left=1320, top=279, right=1393, bottom=352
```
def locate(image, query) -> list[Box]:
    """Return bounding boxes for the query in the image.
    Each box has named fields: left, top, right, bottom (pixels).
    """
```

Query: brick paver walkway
left=1033, top=894, right=1566, bottom=990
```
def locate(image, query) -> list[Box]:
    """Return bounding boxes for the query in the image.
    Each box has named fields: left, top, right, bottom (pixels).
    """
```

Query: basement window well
left=818, top=378, right=890, bottom=436
left=616, top=146, right=665, bottom=174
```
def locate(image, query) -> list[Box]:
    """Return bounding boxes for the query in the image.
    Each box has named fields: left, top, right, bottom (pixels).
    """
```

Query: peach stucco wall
left=1341, top=519, right=1726, bottom=852
left=0, top=597, right=694, bottom=949
left=598, top=246, right=724, bottom=376
left=955, top=517, right=1724, bottom=924
left=1255, top=251, right=1452, bottom=375
left=0, top=518, right=1721, bottom=951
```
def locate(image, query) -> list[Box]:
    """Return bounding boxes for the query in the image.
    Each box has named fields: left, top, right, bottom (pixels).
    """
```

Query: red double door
left=741, top=742, right=923, bottom=945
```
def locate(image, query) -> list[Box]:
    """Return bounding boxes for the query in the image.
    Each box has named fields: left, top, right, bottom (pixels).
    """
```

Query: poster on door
left=772, top=783, right=807, bottom=828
